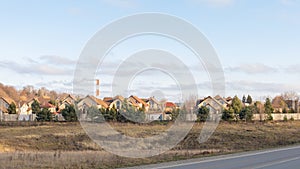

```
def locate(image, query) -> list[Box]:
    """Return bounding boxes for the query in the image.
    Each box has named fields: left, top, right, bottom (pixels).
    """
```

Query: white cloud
left=226, top=63, right=277, bottom=74
left=0, top=56, right=75, bottom=76
left=39, top=55, right=77, bottom=65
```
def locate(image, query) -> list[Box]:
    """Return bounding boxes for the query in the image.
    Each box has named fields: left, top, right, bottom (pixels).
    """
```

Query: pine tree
left=264, top=98, right=274, bottom=121
left=31, top=99, right=40, bottom=114
left=7, top=102, right=17, bottom=114
left=246, top=95, right=253, bottom=104
left=232, top=96, right=243, bottom=121
left=242, top=95, right=246, bottom=104
left=36, top=108, right=52, bottom=121
left=197, top=106, right=209, bottom=122
left=61, top=104, right=78, bottom=122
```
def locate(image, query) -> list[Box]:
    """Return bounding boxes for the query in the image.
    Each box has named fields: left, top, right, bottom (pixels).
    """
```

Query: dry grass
left=0, top=121, right=300, bottom=168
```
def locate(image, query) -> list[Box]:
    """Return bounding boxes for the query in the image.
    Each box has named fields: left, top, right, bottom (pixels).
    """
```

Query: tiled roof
left=272, top=96, right=285, bottom=108
left=165, top=102, right=176, bottom=108
left=129, top=95, right=147, bottom=107
left=89, top=95, right=108, bottom=108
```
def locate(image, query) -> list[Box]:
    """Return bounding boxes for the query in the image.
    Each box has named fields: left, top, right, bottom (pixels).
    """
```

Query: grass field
left=1, top=121, right=300, bottom=168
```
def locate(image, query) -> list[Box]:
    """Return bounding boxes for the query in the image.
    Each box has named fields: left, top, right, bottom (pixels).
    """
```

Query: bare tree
left=281, top=91, right=299, bottom=101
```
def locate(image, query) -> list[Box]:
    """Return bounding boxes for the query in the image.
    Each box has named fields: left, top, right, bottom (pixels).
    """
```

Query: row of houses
left=1, top=93, right=299, bottom=122
left=76, top=95, right=175, bottom=121
left=0, top=94, right=178, bottom=122
left=0, top=94, right=77, bottom=121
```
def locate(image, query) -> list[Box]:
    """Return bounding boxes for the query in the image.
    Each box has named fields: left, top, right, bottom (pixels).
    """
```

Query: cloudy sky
left=0, top=0, right=300, bottom=102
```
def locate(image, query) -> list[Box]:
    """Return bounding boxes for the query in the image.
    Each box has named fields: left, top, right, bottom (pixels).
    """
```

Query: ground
left=0, top=121, right=300, bottom=168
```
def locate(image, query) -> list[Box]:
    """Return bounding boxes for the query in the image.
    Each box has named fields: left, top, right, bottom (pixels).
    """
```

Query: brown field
left=1, top=121, right=300, bottom=168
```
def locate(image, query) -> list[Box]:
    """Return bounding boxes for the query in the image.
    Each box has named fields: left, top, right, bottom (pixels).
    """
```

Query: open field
left=1, top=121, right=300, bottom=168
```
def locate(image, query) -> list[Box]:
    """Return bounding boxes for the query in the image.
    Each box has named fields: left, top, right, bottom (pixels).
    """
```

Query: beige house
left=128, top=95, right=149, bottom=111
left=0, top=96, right=15, bottom=113
left=104, top=95, right=124, bottom=110
left=197, top=96, right=228, bottom=114
left=58, top=94, right=77, bottom=110
left=77, top=95, right=108, bottom=113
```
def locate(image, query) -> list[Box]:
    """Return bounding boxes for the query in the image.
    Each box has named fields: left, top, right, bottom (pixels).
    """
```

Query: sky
left=0, top=0, right=300, bottom=102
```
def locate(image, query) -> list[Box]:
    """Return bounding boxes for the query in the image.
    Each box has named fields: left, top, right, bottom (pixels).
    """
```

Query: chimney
left=95, top=79, right=100, bottom=97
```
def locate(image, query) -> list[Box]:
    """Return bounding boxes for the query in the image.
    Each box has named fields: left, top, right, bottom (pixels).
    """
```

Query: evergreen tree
left=87, top=106, right=104, bottom=122
left=239, top=105, right=257, bottom=122
left=7, top=102, right=17, bottom=114
left=61, top=104, right=78, bottom=122
left=197, top=106, right=209, bottom=122
left=231, top=96, right=243, bottom=121
left=246, top=95, right=253, bottom=104
left=118, top=99, right=145, bottom=123
left=242, top=95, right=246, bottom=104
left=31, top=99, right=40, bottom=114
left=36, top=108, right=52, bottom=121
left=264, top=98, right=274, bottom=121
left=222, top=108, right=234, bottom=122
left=170, top=108, right=179, bottom=121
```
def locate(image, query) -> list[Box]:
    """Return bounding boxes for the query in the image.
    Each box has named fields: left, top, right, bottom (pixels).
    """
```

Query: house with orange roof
left=143, top=97, right=162, bottom=112
left=0, top=96, right=15, bottom=113
left=77, top=95, right=108, bottom=120
left=128, top=95, right=149, bottom=111
left=106, top=95, right=124, bottom=110
left=58, top=94, right=77, bottom=110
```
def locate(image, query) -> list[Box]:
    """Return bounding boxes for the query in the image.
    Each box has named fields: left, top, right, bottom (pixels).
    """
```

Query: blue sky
left=0, top=0, right=300, bottom=101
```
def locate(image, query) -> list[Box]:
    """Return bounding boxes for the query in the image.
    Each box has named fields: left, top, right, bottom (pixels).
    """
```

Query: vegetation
left=197, top=106, right=209, bottom=122
left=1, top=122, right=300, bottom=168
left=118, top=100, right=145, bottom=123
left=61, top=105, right=78, bottom=122
left=246, top=95, right=253, bottom=104
left=264, top=98, right=274, bottom=121
left=36, top=108, right=52, bottom=122
left=239, top=105, right=257, bottom=122
left=31, top=99, right=40, bottom=114
left=7, top=102, right=17, bottom=114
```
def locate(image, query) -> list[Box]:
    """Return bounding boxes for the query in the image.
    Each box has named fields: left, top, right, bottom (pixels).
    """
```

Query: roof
left=226, top=97, right=233, bottom=102
left=197, top=96, right=225, bottom=108
left=62, top=94, right=77, bottom=101
left=103, top=97, right=113, bottom=102
left=214, top=95, right=229, bottom=104
left=88, top=95, right=108, bottom=108
left=114, top=95, right=124, bottom=101
left=41, top=102, right=55, bottom=109
left=0, top=96, right=15, bottom=105
left=272, top=96, right=286, bottom=109
left=129, top=95, right=147, bottom=107
left=165, top=102, right=176, bottom=108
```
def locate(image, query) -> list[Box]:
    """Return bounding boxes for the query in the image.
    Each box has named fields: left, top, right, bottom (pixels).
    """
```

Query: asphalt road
left=123, top=145, right=300, bottom=169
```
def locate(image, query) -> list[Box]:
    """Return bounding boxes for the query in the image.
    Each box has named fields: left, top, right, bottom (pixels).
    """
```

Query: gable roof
left=129, top=95, right=147, bottom=107
left=272, top=96, right=286, bottom=109
left=197, top=96, right=225, bottom=109
left=214, top=95, right=229, bottom=105
left=88, top=95, right=108, bottom=108
left=0, top=96, right=15, bottom=105
left=165, top=102, right=176, bottom=108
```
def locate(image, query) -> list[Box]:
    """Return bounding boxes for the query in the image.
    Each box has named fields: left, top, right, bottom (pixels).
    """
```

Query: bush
left=283, top=115, right=288, bottom=122
left=61, top=105, right=78, bottom=122
left=36, top=108, right=52, bottom=122
left=222, top=109, right=234, bottom=122
left=197, top=106, right=209, bottom=122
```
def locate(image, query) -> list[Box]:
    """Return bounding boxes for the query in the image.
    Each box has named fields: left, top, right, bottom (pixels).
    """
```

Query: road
left=123, top=145, right=300, bottom=169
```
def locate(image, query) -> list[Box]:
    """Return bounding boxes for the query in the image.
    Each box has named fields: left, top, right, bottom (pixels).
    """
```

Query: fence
left=253, top=113, right=300, bottom=121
